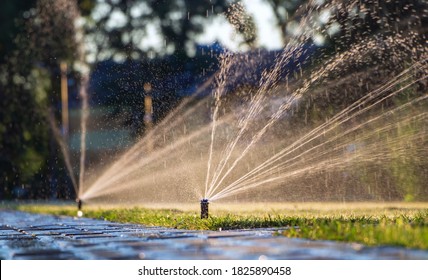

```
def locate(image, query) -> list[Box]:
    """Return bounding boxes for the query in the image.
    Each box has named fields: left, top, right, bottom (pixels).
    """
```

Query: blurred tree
left=0, top=0, right=92, bottom=199
left=0, top=0, right=40, bottom=198
left=78, top=0, right=97, bottom=16
left=0, top=1, right=94, bottom=60
left=0, top=25, right=49, bottom=198
left=324, top=0, right=428, bottom=50
left=225, top=2, right=258, bottom=48
left=84, top=0, right=229, bottom=61
left=264, top=0, right=427, bottom=51
left=264, top=0, right=304, bottom=45
left=0, top=1, right=36, bottom=63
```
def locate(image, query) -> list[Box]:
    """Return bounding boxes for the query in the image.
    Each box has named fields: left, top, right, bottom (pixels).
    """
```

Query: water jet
left=79, top=0, right=428, bottom=208
left=200, top=199, right=209, bottom=219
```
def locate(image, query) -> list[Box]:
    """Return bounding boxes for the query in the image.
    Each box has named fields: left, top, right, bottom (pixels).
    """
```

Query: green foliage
left=0, top=0, right=83, bottom=198
left=78, top=0, right=96, bottom=16
left=264, top=0, right=304, bottom=44
left=85, top=0, right=229, bottom=59
left=0, top=1, right=37, bottom=63
left=225, top=2, right=258, bottom=48
left=27, top=0, right=81, bottom=67
left=284, top=213, right=428, bottom=249
left=0, top=57, right=50, bottom=197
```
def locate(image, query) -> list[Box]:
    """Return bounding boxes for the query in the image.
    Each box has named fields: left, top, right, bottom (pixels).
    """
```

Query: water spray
left=76, top=198, right=83, bottom=217
left=200, top=199, right=209, bottom=219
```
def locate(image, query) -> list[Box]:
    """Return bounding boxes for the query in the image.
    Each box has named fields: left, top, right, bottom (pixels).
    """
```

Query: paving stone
left=1, top=238, right=47, bottom=250
left=75, top=227, right=120, bottom=231
left=22, top=231, right=62, bottom=236
left=38, top=235, right=73, bottom=241
left=97, top=229, right=131, bottom=234
left=146, top=234, right=198, bottom=240
left=72, top=234, right=115, bottom=239
left=0, top=230, right=21, bottom=236
left=12, top=249, right=76, bottom=260
left=205, top=231, right=255, bottom=239
left=0, top=235, right=35, bottom=240
left=0, top=226, right=15, bottom=230
left=86, top=249, right=138, bottom=260
left=18, top=226, right=68, bottom=231
left=63, top=231, right=104, bottom=236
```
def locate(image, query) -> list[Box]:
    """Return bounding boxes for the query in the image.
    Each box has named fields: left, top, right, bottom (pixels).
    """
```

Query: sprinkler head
left=76, top=198, right=82, bottom=210
left=200, top=199, right=209, bottom=219
left=76, top=198, right=83, bottom=217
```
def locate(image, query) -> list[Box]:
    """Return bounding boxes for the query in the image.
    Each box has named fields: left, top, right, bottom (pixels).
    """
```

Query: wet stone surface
left=0, top=210, right=427, bottom=260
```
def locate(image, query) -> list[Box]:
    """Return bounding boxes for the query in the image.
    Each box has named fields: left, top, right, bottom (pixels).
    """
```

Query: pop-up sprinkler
left=76, top=198, right=83, bottom=217
left=200, top=199, right=209, bottom=219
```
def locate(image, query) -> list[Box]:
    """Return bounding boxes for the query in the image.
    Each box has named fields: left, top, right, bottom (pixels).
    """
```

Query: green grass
left=3, top=202, right=428, bottom=250
left=284, top=214, right=428, bottom=249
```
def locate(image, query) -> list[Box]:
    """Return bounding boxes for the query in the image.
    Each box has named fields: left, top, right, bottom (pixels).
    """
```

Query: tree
left=0, top=1, right=36, bottom=63
left=264, top=0, right=304, bottom=45
left=0, top=0, right=88, bottom=199
left=225, top=2, right=258, bottom=49
left=83, top=0, right=229, bottom=61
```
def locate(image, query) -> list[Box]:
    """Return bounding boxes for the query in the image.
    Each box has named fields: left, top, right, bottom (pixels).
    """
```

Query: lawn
left=4, top=201, right=428, bottom=250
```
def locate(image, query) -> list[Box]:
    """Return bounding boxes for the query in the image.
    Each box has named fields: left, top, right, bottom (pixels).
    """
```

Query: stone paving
left=1, top=210, right=427, bottom=260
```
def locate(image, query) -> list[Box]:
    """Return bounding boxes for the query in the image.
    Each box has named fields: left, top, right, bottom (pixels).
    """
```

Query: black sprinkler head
left=76, top=198, right=83, bottom=217
left=76, top=198, right=82, bottom=211
left=200, top=199, right=209, bottom=219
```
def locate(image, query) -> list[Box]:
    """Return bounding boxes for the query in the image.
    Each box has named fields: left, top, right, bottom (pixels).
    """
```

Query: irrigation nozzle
left=76, top=198, right=83, bottom=217
left=77, top=198, right=82, bottom=210
left=200, top=199, right=209, bottom=219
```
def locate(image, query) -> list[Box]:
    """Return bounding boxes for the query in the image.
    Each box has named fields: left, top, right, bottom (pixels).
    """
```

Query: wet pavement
left=1, top=210, right=427, bottom=260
